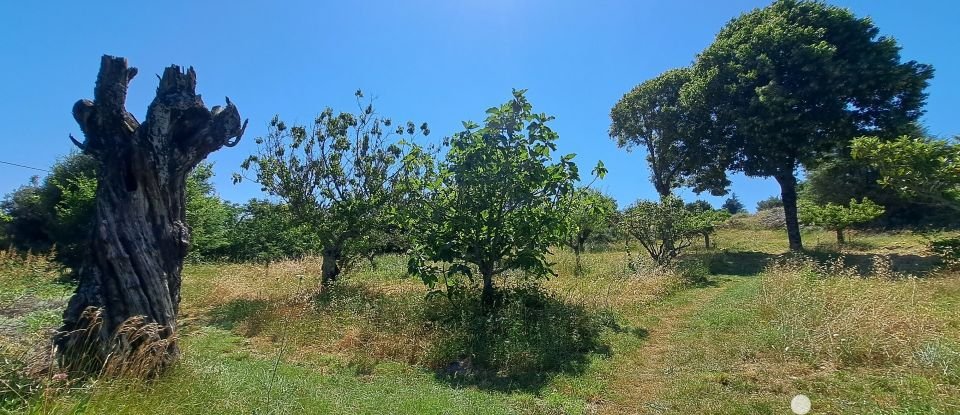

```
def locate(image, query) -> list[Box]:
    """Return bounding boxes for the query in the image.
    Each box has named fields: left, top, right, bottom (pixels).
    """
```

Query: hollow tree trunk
left=775, top=173, right=803, bottom=252
left=55, top=55, right=246, bottom=375
left=321, top=246, right=342, bottom=286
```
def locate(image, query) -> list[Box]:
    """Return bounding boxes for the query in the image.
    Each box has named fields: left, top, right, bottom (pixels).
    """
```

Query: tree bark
left=775, top=173, right=803, bottom=251
left=480, top=262, right=495, bottom=307
left=321, top=246, right=342, bottom=286
left=703, top=232, right=711, bottom=249
left=55, top=55, right=245, bottom=375
left=836, top=228, right=846, bottom=245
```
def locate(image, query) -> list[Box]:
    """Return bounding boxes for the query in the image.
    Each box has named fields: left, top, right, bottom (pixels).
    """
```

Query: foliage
left=562, top=188, right=617, bottom=274
left=239, top=91, right=430, bottom=284
left=686, top=0, right=934, bottom=249
left=686, top=204, right=731, bottom=249
left=226, top=199, right=319, bottom=263
left=721, top=193, right=745, bottom=215
left=623, top=196, right=707, bottom=264
left=408, top=90, right=585, bottom=305
left=799, top=197, right=885, bottom=243
left=685, top=199, right=713, bottom=212
left=799, top=155, right=946, bottom=227
left=851, top=135, right=960, bottom=211
left=610, top=68, right=728, bottom=196
left=185, top=163, right=240, bottom=261
left=755, top=196, right=782, bottom=211
left=0, top=153, right=242, bottom=266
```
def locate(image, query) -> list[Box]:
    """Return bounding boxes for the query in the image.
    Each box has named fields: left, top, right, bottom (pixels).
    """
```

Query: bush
left=754, top=207, right=786, bottom=230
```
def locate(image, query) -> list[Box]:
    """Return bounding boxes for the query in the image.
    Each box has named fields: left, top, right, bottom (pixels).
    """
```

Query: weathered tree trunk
left=321, top=246, right=342, bottom=286
left=836, top=228, right=846, bottom=245
left=55, top=55, right=245, bottom=375
left=775, top=173, right=803, bottom=252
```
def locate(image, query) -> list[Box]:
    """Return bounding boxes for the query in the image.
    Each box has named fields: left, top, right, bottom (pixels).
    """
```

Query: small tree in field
left=240, top=91, right=430, bottom=286
left=408, top=90, right=586, bottom=306
left=799, top=198, right=884, bottom=244
left=563, top=187, right=617, bottom=275
left=686, top=204, right=730, bottom=249
left=722, top=193, right=745, bottom=215
left=624, top=196, right=703, bottom=264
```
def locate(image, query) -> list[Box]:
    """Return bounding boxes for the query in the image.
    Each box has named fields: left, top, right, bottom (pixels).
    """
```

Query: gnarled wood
left=55, top=55, right=245, bottom=375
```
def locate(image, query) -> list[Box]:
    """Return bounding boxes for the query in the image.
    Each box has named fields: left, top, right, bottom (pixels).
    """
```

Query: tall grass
left=757, top=255, right=944, bottom=368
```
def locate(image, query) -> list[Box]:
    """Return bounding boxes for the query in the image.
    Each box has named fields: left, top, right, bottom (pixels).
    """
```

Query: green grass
left=2, top=228, right=959, bottom=414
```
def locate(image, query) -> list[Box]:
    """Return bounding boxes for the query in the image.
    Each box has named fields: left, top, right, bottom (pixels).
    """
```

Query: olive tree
left=687, top=0, right=933, bottom=251
left=240, top=91, right=429, bottom=286
left=799, top=198, right=884, bottom=244
left=408, top=90, right=588, bottom=306
left=57, top=56, right=246, bottom=375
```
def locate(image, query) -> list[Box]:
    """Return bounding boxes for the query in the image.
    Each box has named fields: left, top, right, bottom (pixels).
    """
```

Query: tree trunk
left=703, top=232, right=711, bottom=249
left=55, top=55, right=245, bottom=375
left=321, top=246, right=342, bottom=286
left=573, top=244, right=583, bottom=276
left=480, top=262, right=495, bottom=307
left=775, top=173, right=803, bottom=252
left=836, top=228, right=846, bottom=245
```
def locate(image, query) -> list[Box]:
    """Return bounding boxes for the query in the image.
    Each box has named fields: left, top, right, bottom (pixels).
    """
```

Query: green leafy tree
left=851, top=135, right=960, bottom=211
left=408, top=89, right=586, bottom=306
left=227, top=199, right=319, bottom=263
left=686, top=203, right=731, bottom=249
left=610, top=68, right=729, bottom=197
left=755, top=196, right=783, bottom=211
left=722, top=193, right=745, bottom=215
left=185, top=163, right=239, bottom=261
left=685, top=199, right=714, bottom=212
left=687, top=0, right=934, bottom=250
left=240, top=91, right=430, bottom=286
left=563, top=187, right=617, bottom=275
left=1, top=153, right=239, bottom=267
left=623, top=195, right=704, bottom=264
left=799, top=197, right=885, bottom=244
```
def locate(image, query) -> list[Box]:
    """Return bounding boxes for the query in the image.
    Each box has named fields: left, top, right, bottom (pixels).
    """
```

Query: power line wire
left=0, top=160, right=49, bottom=172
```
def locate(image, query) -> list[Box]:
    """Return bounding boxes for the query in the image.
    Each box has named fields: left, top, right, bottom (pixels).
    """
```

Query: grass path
left=598, top=277, right=741, bottom=414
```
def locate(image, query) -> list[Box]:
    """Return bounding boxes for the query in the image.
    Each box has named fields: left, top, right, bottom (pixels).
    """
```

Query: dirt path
left=597, top=279, right=737, bottom=414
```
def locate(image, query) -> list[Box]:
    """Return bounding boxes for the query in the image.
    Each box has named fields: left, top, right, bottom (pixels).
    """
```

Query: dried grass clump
left=758, top=255, right=936, bottom=367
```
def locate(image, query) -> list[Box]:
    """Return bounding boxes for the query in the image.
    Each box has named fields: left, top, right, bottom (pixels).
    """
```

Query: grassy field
left=2, top=228, right=959, bottom=414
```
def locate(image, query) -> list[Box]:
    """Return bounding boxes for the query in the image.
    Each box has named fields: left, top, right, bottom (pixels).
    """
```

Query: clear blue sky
left=1, top=1, right=958, bottom=211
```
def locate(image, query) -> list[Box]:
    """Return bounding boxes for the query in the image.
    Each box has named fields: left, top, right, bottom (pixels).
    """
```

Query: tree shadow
left=427, top=285, right=612, bottom=393
left=803, top=250, right=941, bottom=277
left=208, top=298, right=270, bottom=335
left=704, top=250, right=778, bottom=276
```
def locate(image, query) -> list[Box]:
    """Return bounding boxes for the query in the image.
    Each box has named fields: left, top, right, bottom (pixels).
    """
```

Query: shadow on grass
left=701, top=247, right=939, bottom=278
left=208, top=299, right=270, bottom=334
left=427, top=284, right=612, bottom=393
left=705, top=250, right=777, bottom=276
left=803, top=250, right=941, bottom=277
